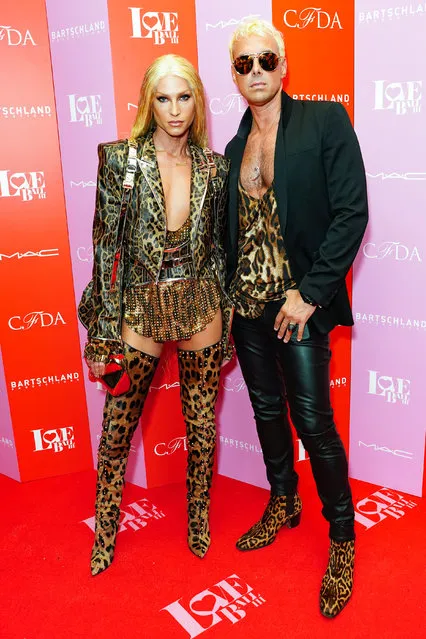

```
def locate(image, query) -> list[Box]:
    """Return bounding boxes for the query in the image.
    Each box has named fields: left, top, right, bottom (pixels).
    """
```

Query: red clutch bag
left=87, top=354, right=131, bottom=396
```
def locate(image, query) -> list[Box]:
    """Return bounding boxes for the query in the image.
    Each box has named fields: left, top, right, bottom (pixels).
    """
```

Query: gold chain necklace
left=155, top=147, right=191, bottom=167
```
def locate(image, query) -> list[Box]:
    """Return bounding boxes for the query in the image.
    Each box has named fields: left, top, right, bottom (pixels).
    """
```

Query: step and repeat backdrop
left=350, top=0, right=426, bottom=496
left=0, top=0, right=424, bottom=496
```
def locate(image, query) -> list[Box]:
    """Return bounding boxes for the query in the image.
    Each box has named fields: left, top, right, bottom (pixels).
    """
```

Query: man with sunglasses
left=225, top=19, right=368, bottom=618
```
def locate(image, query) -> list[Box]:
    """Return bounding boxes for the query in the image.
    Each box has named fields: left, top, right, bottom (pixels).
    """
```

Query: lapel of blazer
left=227, top=138, right=245, bottom=257
left=227, top=107, right=252, bottom=258
left=136, top=131, right=166, bottom=230
left=274, top=91, right=293, bottom=236
left=188, top=141, right=210, bottom=248
left=136, top=134, right=209, bottom=246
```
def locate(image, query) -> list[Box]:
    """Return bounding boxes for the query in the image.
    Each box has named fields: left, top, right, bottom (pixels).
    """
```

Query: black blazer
left=225, top=91, right=368, bottom=334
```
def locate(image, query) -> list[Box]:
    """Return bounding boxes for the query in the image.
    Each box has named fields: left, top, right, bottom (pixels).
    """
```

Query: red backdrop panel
left=107, top=1, right=198, bottom=487
left=0, top=0, right=92, bottom=480
left=272, top=0, right=355, bottom=449
left=108, top=1, right=199, bottom=139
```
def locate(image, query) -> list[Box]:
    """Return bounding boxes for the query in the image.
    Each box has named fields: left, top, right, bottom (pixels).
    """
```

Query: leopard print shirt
left=229, top=181, right=296, bottom=318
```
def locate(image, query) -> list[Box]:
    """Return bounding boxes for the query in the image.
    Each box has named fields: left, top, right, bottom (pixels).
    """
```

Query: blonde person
left=225, top=19, right=368, bottom=617
left=79, top=55, right=232, bottom=575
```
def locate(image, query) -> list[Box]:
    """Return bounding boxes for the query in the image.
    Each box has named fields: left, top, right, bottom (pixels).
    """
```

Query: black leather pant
left=232, top=302, right=355, bottom=541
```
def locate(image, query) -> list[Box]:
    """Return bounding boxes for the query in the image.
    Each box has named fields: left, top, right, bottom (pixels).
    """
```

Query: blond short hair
left=130, top=54, right=208, bottom=148
left=229, top=18, right=285, bottom=60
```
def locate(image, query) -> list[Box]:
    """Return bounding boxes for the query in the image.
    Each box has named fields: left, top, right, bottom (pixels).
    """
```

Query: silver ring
left=288, top=323, right=297, bottom=331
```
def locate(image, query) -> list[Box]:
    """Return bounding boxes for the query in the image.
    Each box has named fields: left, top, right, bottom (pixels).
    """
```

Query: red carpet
left=1, top=465, right=424, bottom=638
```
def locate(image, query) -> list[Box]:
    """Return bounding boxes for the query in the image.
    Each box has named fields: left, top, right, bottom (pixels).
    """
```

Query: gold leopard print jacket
left=79, top=131, right=232, bottom=356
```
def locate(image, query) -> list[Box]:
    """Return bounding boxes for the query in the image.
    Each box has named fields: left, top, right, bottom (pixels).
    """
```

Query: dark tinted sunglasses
left=233, top=51, right=280, bottom=75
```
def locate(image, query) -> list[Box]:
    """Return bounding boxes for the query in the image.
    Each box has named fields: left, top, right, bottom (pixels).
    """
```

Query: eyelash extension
left=156, top=94, right=192, bottom=103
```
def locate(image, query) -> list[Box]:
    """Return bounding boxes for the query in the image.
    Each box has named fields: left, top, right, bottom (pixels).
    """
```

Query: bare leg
left=122, top=321, right=164, bottom=358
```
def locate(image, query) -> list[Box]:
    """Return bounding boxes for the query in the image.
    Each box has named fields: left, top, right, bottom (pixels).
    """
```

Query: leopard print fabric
left=178, top=341, right=223, bottom=558
left=236, top=493, right=302, bottom=551
left=124, top=217, right=221, bottom=342
left=80, top=132, right=232, bottom=354
left=91, top=344, right=159, bottom=576
left=91, top=455, right=126, bottom=576
left=83, top=141, right=128, bottom=345
left=320, top=539, right=355, bottom=618
left=229, top=181, right=296, bottom=319
left=98, top=345, right=159, bottom=458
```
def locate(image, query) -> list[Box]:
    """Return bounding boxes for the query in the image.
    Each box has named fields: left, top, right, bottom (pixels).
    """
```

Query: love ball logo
left=374, top=80, right=422, bottom=115
left=368, top=370, right=410, bottom=405
left=129, top=8, right=179, bottom=44
left=0, top=171, right=46, bottom=201
left=355, top=487, right=417, bottom=530
left=162, top=574, right=265, bottom=638
left=68, top=94, right=102, bottom=127
left=32, top=427, right=75, bottom=453
left=82, top=498, right=165, bottom=533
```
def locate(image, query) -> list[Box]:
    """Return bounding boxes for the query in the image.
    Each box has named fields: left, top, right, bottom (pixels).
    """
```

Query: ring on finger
left=288, top=323, right=297, bottom=331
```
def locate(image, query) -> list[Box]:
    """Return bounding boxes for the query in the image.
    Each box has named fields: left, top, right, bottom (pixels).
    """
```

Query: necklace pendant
left=251, top=166, right=260, bottom=181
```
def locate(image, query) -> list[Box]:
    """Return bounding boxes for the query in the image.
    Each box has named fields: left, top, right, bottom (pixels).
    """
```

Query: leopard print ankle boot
left=319, top=539, right=355, bottom=618
left=236, top=493, right=302, bottom=551
left=178, top=341, right=222, bottom=558
left=91, top=345, right=159, bottom=576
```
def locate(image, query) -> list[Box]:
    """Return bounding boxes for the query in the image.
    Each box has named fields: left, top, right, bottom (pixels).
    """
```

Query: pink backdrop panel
left=195, top=0, right=272, bottom=154
left=45, top=0, right=148, bottom=486
left=0, top=348, right=20, bottom=481
left=195, top=1, right=275, bottom=486
left=350, top=0, right=426, bottom=496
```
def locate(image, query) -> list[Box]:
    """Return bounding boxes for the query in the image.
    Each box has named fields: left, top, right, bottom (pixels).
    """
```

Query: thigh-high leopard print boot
left=91, top=344, right=159, bottom=576
left=320, top=539, right=355, bottom=617
left=177, top=341, right=222, bottom=558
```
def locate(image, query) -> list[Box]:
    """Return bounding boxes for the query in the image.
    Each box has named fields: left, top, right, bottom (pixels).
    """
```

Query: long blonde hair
left=130, top=54, right=208, bottom=148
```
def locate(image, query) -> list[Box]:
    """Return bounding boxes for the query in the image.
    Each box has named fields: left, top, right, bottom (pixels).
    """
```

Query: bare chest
left=157, top=162, right=191, bottom=231
left=240, top=127, right=277, bottom=198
